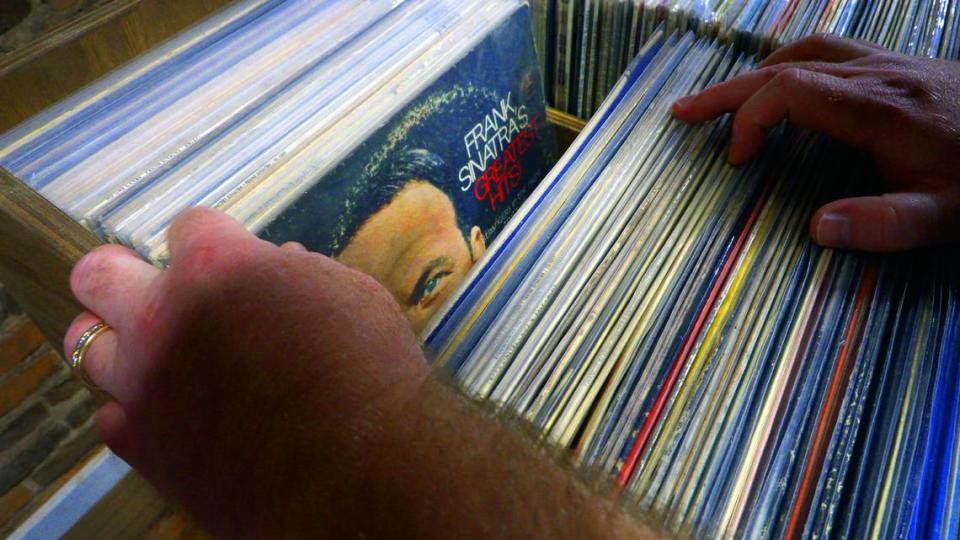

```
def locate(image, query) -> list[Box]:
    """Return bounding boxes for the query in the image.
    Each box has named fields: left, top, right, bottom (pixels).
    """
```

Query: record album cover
left=259, top=5, right=557, bottom=331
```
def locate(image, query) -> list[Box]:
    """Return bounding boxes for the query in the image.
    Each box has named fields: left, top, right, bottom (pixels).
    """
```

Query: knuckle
left=774, top=67, right=805, bottom=87
left=878, top=69, right=919, bottom=90
left=754, top=65, right=791, bottom=86
left=756, top=64, right=784, bottom=78
left=878, top=51, right=910, bottom=64
left=771, top=69, right=809, bottom=107
left=864, top=52, right=911, bottom=72
left=802, top=32, right=844, bottom=54
left=872, top=52, right=899, bottom=65
left=168, top=207, right=225, bottom=250
left=879, top=195, right=908, bottom=242
left=867, top=81, right=914, bottom=119
left=170, top=206, right=218, bottom=231
left=845, top=52, right=884, bottom=68
left=175, top=237, right=225, bottom=273
left=168, top=209, right=263, bottom=281
left=807, top=32, right=835, bottom=47
left=176, top=235, right=255, bottom=277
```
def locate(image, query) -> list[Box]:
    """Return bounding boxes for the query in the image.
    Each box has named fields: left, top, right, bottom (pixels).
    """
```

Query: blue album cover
left=259, top=5, right=557, bottom=332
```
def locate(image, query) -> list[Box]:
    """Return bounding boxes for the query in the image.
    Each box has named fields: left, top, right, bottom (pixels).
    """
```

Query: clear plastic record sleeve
left=0, top=0, right=559, bottom=336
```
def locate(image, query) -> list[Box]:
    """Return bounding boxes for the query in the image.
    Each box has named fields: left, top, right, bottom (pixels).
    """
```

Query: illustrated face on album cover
left=260, top=7, right=556, bottom=332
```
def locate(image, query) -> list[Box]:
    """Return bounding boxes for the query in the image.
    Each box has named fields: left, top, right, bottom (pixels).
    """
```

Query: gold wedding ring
left=71, top=321, right=111, bottom=387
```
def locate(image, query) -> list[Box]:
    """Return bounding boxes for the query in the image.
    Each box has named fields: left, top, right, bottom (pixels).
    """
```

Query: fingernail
left=673, top=96, right=694, bottom=112
left=816, top=213, right=852, bottom=247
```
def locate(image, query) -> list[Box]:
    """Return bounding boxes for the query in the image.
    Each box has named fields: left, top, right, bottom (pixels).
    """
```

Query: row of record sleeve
left=4, top=0, right=960, bottom=536
left=534, top=0, right=960, bottom=117
left=0, top=0, right=557, bottom=334
left=0, top=0, right=553, bottom=260
left=425, top=28, right=960, bottom=538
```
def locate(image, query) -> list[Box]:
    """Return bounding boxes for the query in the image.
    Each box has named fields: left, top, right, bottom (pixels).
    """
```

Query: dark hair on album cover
left=326, top=84, right=501, bottom=255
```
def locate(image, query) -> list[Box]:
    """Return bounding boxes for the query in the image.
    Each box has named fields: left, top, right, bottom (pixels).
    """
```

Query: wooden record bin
left=0, top=1, right=585, bottom=536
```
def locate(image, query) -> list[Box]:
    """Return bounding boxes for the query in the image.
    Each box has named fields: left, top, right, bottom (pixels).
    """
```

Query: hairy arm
left=296, top=374, right=658, bottom=539
left=338, top=376, right=656, bottom=539
left=64, top=208, right=657, bottom=539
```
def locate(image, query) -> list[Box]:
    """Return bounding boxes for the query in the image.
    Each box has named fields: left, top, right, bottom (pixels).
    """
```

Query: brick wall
left=0, top=293, right=100, bottom=535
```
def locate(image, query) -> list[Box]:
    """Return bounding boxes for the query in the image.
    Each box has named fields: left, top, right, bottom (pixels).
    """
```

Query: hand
left=64, top=208, right=658, bottom=539
left=673, top=33, right=960, bottom=252
left=64, top=208, right=428, bottom=537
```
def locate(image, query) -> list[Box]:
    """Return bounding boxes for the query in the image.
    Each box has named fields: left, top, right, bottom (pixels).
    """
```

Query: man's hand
left=65, top=208, right=429, bottom=536
left=673, top=33, right=960, bottom=252
left=64, top=208, right=655, bottom=538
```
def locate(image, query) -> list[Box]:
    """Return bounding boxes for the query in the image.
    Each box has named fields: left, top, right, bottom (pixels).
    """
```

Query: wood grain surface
left=0, top=0, right=235, bottom=133
left=0, top=168, right=100, bottom=349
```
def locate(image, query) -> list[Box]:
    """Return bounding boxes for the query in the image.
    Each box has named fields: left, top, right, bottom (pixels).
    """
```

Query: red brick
left=66, top=393, right=96, bottom=427
left=0, top=484, right=32, bottom=529
left=0, top=319, right=45, bottom=376
left=0, top=350, right=62, bottom=418
left=0, top=403, right=46, bottom=449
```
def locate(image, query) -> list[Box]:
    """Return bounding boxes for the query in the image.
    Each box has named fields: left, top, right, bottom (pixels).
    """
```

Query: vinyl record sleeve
left=256, top=5, right=557, bottom=332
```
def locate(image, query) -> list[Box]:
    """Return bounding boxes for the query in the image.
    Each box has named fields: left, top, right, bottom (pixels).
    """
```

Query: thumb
left=167, top=207, right=264, bottom=265
left=810, top=192, right=960, bottom=252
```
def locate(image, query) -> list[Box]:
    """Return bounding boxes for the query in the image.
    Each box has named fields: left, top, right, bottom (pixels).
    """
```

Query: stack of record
left=0, top=0, right=554, bottom=260
left=426, top=29, right=960, bottom=537
left=536, top=0, right=960, bottom=117
left=0, top=0, right=557, bottom=332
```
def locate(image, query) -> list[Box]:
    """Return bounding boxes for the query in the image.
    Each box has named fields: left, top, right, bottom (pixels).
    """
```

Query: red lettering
left=473, top=115, right=541, bottom=212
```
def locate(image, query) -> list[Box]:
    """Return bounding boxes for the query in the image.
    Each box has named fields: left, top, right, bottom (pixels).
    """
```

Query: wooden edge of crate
left=0, top=0, right=235, bottom=133
left=0, top=0, right=141, bottom=78
left=0, top=171, right=176, bottom=537
left=0, top=168, right=101, bottom=348
left=546, top=107, right=587, bottom=133
left=546, top=107, right=586, bottom=153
